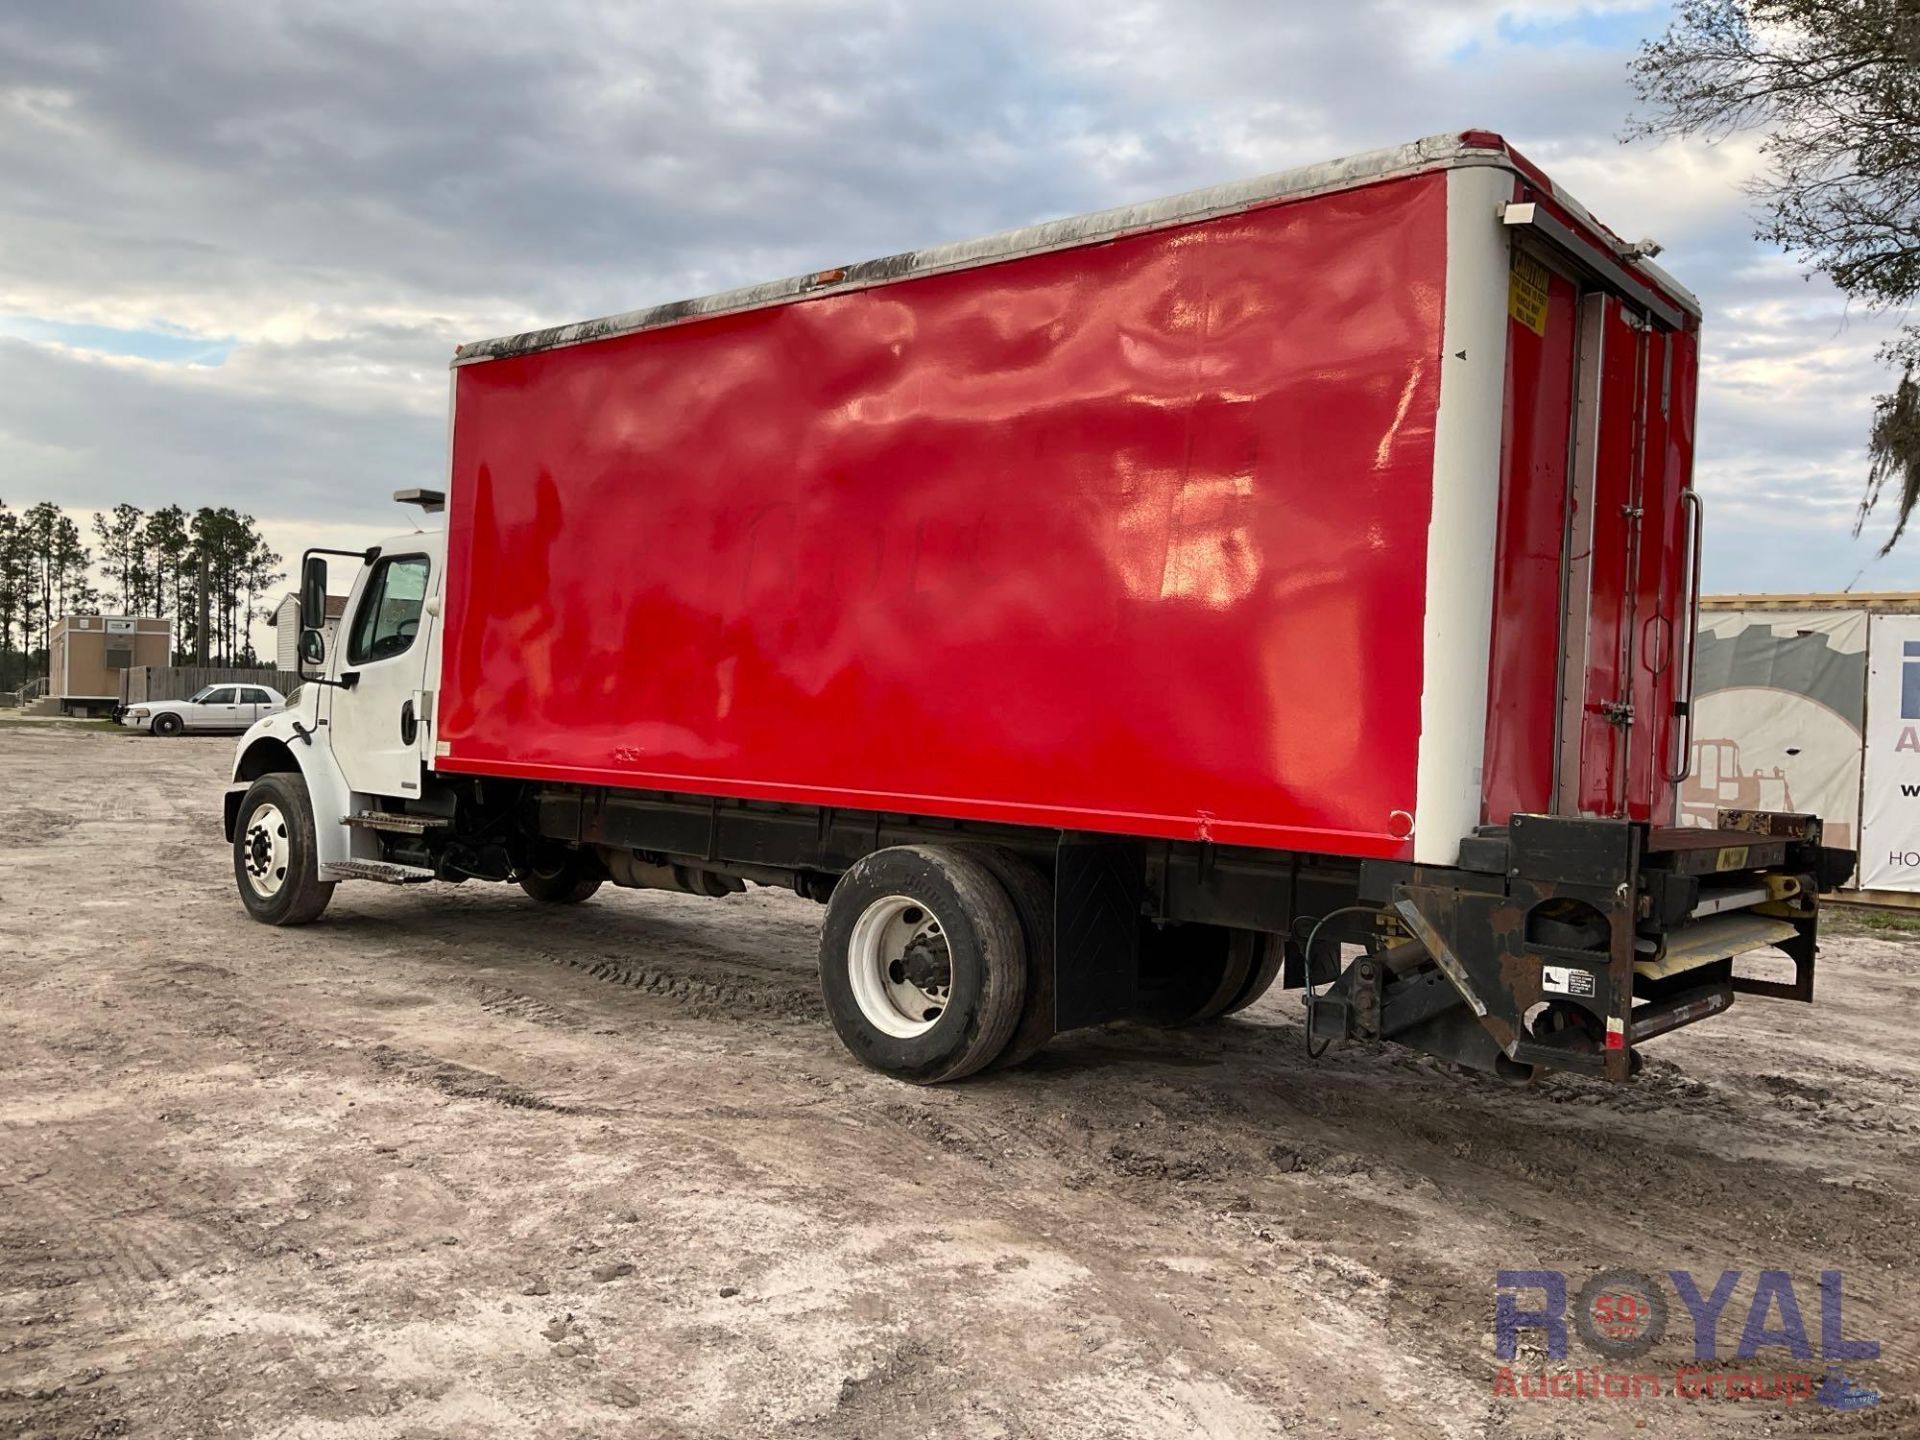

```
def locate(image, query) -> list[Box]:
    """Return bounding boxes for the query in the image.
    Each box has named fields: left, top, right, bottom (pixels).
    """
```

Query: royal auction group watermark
left=1493, top=1268, right=1881, bottom=1411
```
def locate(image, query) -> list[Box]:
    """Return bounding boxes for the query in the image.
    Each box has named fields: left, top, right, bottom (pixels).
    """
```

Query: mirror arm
left=297, top=545, right=366, bottom=687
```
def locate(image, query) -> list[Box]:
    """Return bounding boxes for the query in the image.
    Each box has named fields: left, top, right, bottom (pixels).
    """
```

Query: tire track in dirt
left=6, top=725, right=1919, bottom=1437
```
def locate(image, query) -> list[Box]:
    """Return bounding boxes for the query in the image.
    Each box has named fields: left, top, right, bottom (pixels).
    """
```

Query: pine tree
left=91, top=503, right=148, bottom=615
left=143, top=505, right=191, bottom=658
left=0, top=501, right=23, bottom=691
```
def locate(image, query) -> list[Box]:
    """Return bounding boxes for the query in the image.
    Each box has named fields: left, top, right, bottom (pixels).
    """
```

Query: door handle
left=1665, top=488, right=1705, bottom=785
left=399, top=699, right=417, bottom=746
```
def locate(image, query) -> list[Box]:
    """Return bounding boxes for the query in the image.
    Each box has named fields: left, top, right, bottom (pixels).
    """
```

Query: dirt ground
left=0, top=724, right=1916, bottom=1439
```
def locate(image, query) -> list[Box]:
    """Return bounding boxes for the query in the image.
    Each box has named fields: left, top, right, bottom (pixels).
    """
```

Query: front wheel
left=820, top=845, right=1027, bottom=1084
left=152, top=712, right=184, bottom=737
left=233, top=772, right=335, bottom=925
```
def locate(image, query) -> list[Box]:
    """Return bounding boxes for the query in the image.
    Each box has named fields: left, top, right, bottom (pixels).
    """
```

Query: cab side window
left=347, top=556, right=431, bottom=665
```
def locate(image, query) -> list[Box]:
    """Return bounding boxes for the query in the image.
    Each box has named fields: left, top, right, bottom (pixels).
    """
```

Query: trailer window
left=347, top=555, right=431, bottom=665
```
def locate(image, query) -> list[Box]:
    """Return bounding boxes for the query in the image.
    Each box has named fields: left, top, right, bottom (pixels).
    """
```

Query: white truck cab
left=225, top=503, right=449, bottom=920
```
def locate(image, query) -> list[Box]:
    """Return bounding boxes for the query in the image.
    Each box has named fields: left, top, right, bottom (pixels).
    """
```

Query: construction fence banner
left=1859, top=614, right=1920, bottom=891
left=1683, top=609, right=1866, bottom=880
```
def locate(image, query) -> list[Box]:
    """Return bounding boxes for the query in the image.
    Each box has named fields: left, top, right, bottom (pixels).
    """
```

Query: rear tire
left=820, top=845, right=1027, bottom=1084
left=152, top=712, right=183, bottom=737
left=517, top=849, right=603, bottom=904
left=959, top=847, right=1056, bottom=1070
left=1220, top=932, right=1284, bottom=1015
left=1135, top=922, right=1253, bottom=1027
left=233, top=772, right=335, bottom=925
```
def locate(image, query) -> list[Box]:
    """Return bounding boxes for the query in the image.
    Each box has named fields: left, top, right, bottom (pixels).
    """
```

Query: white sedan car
left=123, top=684, right=288, bottom=737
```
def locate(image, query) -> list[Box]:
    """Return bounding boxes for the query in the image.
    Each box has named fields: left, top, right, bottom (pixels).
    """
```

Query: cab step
left=327, top=859, right=438, bottom=885
left=341, top=811, right=449, bottom=835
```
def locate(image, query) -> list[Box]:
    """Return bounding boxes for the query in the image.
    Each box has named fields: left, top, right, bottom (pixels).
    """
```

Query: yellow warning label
left=1715, top=846, right=1751, bottom=872
left=1509, top=252, right=1551, bottom=337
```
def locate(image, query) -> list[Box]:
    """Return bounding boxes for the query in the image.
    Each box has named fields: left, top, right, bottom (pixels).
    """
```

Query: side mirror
left=299, top=629, right=325, bottom=665
left=300, top=555, right=328, bottom=632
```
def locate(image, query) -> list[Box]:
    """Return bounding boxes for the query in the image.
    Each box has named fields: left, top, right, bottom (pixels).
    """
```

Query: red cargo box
left=437, top=131, right=1700, bottom=867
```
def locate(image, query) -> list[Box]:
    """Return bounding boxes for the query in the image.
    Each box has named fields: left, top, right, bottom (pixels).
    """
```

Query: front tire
left=820, top=845, right=1027, bottom=1084
left=233, top=772, right=335, bottom=925
left=152, top=712, right=184, bottom=737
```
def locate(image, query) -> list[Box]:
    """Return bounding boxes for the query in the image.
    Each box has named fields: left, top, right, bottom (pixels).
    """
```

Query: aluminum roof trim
left=453, top=130, right=1697, bottom=367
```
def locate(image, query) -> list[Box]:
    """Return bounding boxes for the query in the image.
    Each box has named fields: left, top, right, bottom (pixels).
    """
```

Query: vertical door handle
left=1665, top=488, right=1705, bottom=784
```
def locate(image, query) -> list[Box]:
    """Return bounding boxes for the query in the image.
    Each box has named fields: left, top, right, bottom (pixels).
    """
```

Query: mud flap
left=1052, top=835, right=1144, bottom=1032
left=223, top=783, right=248, bottom=843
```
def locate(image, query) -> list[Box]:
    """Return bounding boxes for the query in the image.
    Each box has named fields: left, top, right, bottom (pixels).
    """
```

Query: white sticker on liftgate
left=1541, top=965, right=1597, bottom=998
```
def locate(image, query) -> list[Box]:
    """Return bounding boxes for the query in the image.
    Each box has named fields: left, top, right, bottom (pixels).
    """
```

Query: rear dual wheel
left=1136, top=925, right=1281, bottom=1027
left=959, top=846, right=1056, bottom=1070
left=517, top=847, right=603, bottom=904
left=820, top=845, right=1030, bottom=1084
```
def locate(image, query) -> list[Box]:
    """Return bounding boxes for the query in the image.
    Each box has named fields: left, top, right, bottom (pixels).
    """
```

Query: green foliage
left=142, top=505, right=192, bottom=659
left=0, top=497, right=283, bottom=682
left=186, top=505, right=284, bottom=666
left=1629, top=0, right=1920, bottom=545
left=92, top=503, right=148, bottom=615
left=1864, top=369, right=1920, bottom=548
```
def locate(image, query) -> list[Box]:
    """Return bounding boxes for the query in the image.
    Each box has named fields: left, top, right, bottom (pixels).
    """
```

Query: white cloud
left=0, top=0, right=1908, bottom=594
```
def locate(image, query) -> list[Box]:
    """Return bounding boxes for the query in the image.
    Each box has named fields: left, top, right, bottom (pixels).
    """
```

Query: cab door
left=328, top=549, right=437, bottom=797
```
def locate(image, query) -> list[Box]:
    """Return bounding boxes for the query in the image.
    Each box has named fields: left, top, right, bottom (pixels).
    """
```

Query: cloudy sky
left=0, top=0, right=1909, bottom=596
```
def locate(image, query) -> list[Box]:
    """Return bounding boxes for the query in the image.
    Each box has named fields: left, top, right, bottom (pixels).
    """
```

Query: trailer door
left=1481, top=248, right=1580, bottom=824
left=1561, top=293, right=1693, bottom=821
left=1483, top=229, right=1698, bottom=825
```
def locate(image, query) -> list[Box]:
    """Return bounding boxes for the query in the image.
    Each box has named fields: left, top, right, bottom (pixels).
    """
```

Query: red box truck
left=225, top=131, right=1852, bottom=1086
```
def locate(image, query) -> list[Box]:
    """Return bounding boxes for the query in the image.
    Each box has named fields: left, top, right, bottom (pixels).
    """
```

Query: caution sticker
left=1509, top=251, right=1551, bottom=336
left=1541, top=965, right=1597, bottom=998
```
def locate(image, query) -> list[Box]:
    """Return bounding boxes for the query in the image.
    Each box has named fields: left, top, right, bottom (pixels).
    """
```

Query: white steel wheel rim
left=242, top=801, right=291, bottom=898
left=847, top=895, right=954, bottom=1039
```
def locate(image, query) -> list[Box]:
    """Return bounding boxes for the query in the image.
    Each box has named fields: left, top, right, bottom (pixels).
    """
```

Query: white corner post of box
left=1413, top=164, right=1512, bottom=865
